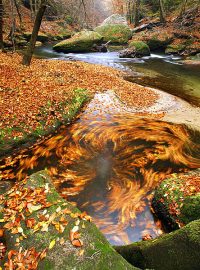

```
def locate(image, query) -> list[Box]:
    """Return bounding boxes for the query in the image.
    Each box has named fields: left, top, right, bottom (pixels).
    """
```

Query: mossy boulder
left=50, top=30, right=72, bottom=41
left=94, top=24, right=132, bottom=44
left=130, top=41, right=150, bottom=56
left=146, top=34, right=173, bottom=51
left=152, top=170, right=200, bottom=230
left=53, top=31, right=103, bottom=53
left=116, top=219, right=200, bottom=270
left=23, top=31, right=49, bottom=42
left=101, top=14, right=128, bottom=25
left=15, top=37, right=28, bottom=47
left=119, top=41, right=150, bottom=58
left=165, top=44, right=186, bottom=54
left=0, top=171, right=137, bottom=270
left=184, top=42, right=200, bottom=56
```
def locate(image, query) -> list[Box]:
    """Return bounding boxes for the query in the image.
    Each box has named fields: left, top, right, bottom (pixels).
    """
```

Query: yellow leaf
left=49, top=239, right=56, bottom=249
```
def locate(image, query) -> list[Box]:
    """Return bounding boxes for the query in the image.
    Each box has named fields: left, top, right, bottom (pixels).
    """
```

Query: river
left=1, top=45, right=199, bottom=246
left=34, top=44, right=200, bottom=106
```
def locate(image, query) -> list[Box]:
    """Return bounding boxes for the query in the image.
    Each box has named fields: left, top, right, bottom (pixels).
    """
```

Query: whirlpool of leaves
left=1, top=94, right=200, bottom=245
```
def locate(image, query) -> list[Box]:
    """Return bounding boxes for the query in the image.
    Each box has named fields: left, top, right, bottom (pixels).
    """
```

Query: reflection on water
left=34, top=44, right=200, bottom=106
left=1, top=93, right=200, bottom=245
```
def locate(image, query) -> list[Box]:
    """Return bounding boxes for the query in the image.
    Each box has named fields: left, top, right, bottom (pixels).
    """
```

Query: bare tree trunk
left=159, top=0, right=166, bottom=23
left=134, top=0, right=140, bottom=27
left=30, top=0, right=35, bottom=20
left=0, top=0, right=3, bottom=50
left=22, top=0, right=47, bottom=66
left=9, top=0, right=16, bottom=51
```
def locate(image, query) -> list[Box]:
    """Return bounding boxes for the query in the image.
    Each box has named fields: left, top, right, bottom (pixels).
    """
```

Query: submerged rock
left=53, top=30, right=103, bottom=53
left=94, top=24, right=132, bottom=44
left=152, top=170, right=200, bottom=230
left=119, top=41, right=150, bottom=58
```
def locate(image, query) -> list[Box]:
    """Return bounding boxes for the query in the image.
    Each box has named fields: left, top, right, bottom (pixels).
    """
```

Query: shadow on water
left=1, top=92, right=200, bottom=245
left=34, top=44, right=200, bottom=106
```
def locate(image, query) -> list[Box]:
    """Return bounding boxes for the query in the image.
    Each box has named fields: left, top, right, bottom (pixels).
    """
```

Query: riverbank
left=0, top=52, right=158, bottom=155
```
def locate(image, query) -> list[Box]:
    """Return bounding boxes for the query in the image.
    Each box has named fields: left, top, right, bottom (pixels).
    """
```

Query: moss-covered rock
left=129, top=41, right=150, bottom=56
left=49, top=30, right=72, bottom=41
left=94, top=24, right=132, bottom=44
left=0, top=171, right=137, bottom=270
left=53, top=31, right=103, bottom=53
left=101, top=14, right=128, bottom=25
left=23, top=32, right=49, bottom=42
left=115, top=219, right=200, bottom=270
left=165, top=44, right=186, bottom=54
left=152, top=170, right=200, bottom=229
left=119, top=41, right=150, bottom=58
left=146, top=34, right=173, bottom=51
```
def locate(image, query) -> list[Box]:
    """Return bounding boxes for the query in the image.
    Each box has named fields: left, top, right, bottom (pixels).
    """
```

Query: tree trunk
left=159, top=0, right=166, bottom=23
left=22, top=0, right=47, bottom=66
left=14, top=0, right=22, bottom=27
left=0, top=0, right=3, bottom=50
left=134, top=0, right=140, bottom=27
left=29, top=0, right=35, bottom=20
left=9, top=0, right=16, bottom=51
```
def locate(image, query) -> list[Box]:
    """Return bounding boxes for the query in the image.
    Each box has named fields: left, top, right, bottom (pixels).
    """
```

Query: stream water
left=34, top=44, right=200, bottom=106
left=1, top=45, right=200, bottom=246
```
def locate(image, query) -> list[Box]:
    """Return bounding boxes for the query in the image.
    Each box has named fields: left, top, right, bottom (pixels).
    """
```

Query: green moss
left=53, top=31, right=103, bottom=53
left=116, top=219, right=200, bottom=270
left=181, top=195, right=200, bottom=224
left=0, top=88, right=88, bottom=157
left=94, top=24, right=132, bottom=44
left=1, top=171, right=137, bottom=270
left=23, top=32, right=49, bottom=42
left=129, top=41, right=150, bottom=56
left=146, top=35, right=172, bottom=50
left=152, top=171, right=200, bottom=228
left=165, top=44, right=186, bottom=54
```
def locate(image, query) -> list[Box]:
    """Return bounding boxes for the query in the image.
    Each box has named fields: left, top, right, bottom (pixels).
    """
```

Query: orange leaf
left=72, top=239, right=83, bottom=247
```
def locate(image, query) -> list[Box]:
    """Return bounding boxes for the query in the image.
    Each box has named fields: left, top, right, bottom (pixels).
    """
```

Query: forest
left=0, top=0, right=200, bottom=269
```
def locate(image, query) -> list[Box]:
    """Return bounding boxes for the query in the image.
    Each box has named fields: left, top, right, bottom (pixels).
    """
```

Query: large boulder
left=49, top=30, right=72, bottom=41
left=146, top=34, right=173, bottom=50
left=119, top=41, right=150, bottom=58
left=94, top=24, right=132, bottom=44
left=0, top=171, right=137, bottom=270
left=101, top=14, right=128, bottom=25
left=53, top=30, right=103, bottom=53
left=152, top=170, right=200, bottom=230
left=116, top=219, right=200, bottom=270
